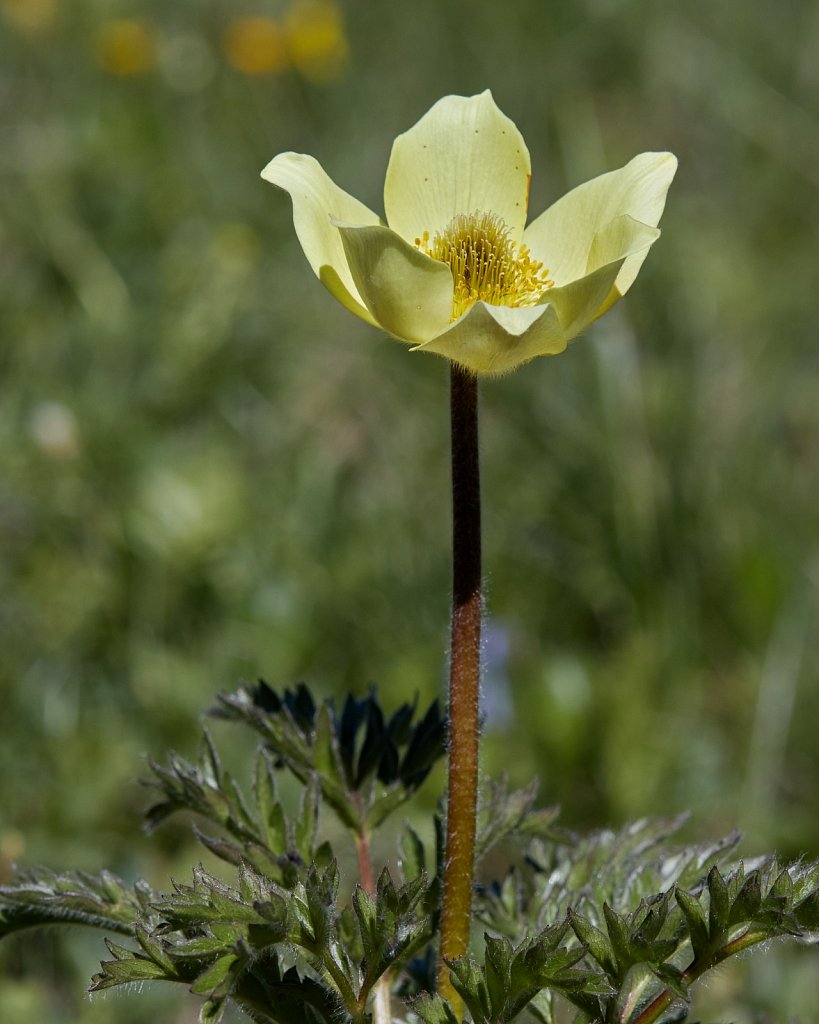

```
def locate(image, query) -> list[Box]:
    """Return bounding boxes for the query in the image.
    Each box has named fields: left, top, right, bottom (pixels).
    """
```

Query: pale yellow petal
left=545, top=256, right=628, bottom=336
left=261, top=151, right=382, bottom=324
left=337, top=223, right=454, bottom=344
left=384, top=91, right=531, bottom=247
left=523, top=152, right=677, bottom=288
left=586, top=214, right=662, bottom=317
left=412, top=302, right=566, bottom=376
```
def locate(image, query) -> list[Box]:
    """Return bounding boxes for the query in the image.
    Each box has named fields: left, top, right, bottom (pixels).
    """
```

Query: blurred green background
left=1, top=0, right=818, bottom=1019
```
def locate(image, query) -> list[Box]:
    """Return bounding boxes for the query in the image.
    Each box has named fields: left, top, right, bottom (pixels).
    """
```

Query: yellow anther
left=416, top=212, right=553, bottom=320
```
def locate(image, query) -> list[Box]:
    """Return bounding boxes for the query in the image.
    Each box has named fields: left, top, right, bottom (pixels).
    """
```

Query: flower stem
left=354, top=816, right=392, bottom=1024
left=437, top=364, right=482, bottom=1013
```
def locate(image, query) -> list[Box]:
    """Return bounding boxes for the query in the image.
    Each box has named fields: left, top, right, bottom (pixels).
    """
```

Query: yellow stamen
left=415, top=212, right=553, bottom=321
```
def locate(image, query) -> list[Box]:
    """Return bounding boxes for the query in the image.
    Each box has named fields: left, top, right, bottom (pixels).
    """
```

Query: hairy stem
left=355, top=818, right=392, bottom=1024
left=437, top=365, right=482, bottom=1014
left=630, top=929, right=767, bottom=1024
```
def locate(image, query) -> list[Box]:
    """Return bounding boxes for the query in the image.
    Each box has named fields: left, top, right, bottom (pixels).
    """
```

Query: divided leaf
left=213, top=681, right=446, bottom=834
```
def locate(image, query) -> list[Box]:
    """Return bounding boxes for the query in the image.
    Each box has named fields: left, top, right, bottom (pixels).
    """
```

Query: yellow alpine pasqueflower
left=262, top=91, right=676, bottom=375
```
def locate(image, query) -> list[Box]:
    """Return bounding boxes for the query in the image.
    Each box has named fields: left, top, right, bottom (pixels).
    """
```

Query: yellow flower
left=223, top=17, right=288, bottom=76
left=2, top=0, right=58, bottom=34
left=95, top=19, right=157, bottom=77
left=262, top=91, right=676, bottom=375
left=285, top=0, right=348, bottom=83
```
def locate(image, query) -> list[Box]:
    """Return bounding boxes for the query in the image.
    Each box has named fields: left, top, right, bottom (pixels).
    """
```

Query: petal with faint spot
left=384, top=91, right=531, bottom=247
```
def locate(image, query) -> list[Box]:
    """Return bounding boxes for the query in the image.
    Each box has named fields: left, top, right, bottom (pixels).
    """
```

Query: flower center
left=415, top=212, right=554, bottom=321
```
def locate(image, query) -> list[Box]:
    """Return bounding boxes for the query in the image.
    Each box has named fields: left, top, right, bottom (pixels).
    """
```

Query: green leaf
left=190, top=953, right=241, bottom=996
left=447, top=955, right=490, bottom=1023
left=476, top=777, right=558, bottom=861
left=483, top=933, right=513, bottom=1019
left=135, top=923, right=175, bottom=973
left=568, top=909, right=616, bottom=977
left=613, top=962, right=678, bottom=1023
left=412, top=992, right=460, bottom=1024
left=398, top=822, right=426, bottom=881
left=199, top=997, right=226, bottom=1024
left=675, top=887, right=709, bottom=958
left=650, top=962, right=688, bottom=999
left=706, top=865, right=729, bottom=935
left=729, top=870, right=762, bottom=925
left=295, top=776, right=320, bottom=862
left=192, top=827, right=245, bottom=868
left=526, top=989, right=554, bottom=1024
left=92, top=937, right=175, bottom=991
left=312, top=704, right=338, bottom=780
left=352, top=884, right=379, bottom=963
left=794, top=889, right=819, bottom=931
left=602, top=903, right=631, bottom=971
left=0, top=867, right=149, bottom=939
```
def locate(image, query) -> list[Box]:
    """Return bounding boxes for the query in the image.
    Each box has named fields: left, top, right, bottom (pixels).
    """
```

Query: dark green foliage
left=469, top=817, right=819, bottom=1023
left=0, top=868, right=153, bottom=939
left=445, top=924, right=613, bottom=1023
left=144, top=732, right=327, bottom=886
left=2, top=687, right=819, bottom=1023
left=213, top=681, right=446, bottom=831
left=475, top=777, right=561, bottom=860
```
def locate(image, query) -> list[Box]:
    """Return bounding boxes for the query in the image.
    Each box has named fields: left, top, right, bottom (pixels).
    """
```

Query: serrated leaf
left=483, top=933, right=513, bottom=1019
left=398, top=823, right=426, bottom=881
left=447, top=955, right=490, bottom=1023
left=202, top=729, right=222, bottom=787
left=412, top=992, right=460, bottom=1024
left=294, top=777, right=320, bottom=862
left=636, top=891, right=674, bottom=945
left=707, top=866, right=729, bottom=934
left=602, top=903, right=630, bottom=971
left=675, top=887, right=709, bottom=958
left=729, top=871, right=762, bottom=925
left=0, top=868, right=149, bottom=939
left=192, top=827, right=245, bottom=868
left=252, top=748, right=292, bottom=860
left=352, top=885, right=379, bottom=962
left=314, top=840, right=334, bottom=871
left=770, top=866, right=794, bottom=902
left=190, top=955, right=235, bottom=995
left=794, top=889, right=819, bottom=930
left=92, top=953, right=170, bottom=990
left=135, top=923, right=175, bottom=972
left=569, top=910, right=616, bottom=977
left=171, top=937, right=229, bottom=961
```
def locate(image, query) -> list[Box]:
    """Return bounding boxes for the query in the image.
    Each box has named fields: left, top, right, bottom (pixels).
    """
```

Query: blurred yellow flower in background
left=1, top=0, right=57, bottom=34
left=285, top=0, right=348, bottom=83
left=263, top=91, right=676, bottom=375
left=223, top=17, right=288, bottom=76
left=95, top=19, right=157, bottom=77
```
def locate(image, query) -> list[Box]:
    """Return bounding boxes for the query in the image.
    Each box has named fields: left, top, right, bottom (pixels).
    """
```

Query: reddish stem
left=437, top=365, right=482, bottom=1014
